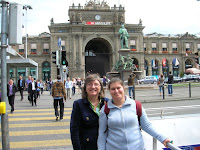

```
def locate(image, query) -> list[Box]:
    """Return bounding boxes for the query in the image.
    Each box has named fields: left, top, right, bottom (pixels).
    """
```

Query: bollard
left=162, top=84, right=165, bottom=99
left=189, top=83, right=191, bottom=97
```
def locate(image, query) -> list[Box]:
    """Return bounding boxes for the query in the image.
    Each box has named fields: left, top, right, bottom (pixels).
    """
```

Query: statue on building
left=114, top=12, right=118, bottom=24
left=119, top=24, right=129, bottom=49
left=77, top=12, right=82, bottom=22
left=50, top=18, right=54, bottom=24
left=70, top=12, right=76, bottom=23
left=139, top=19, right=142, bottom=24
left=119, top=14, right=124, bottom=23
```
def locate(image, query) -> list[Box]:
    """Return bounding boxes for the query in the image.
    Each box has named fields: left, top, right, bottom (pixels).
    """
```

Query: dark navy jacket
left=70, top=98, right=109, bottom=150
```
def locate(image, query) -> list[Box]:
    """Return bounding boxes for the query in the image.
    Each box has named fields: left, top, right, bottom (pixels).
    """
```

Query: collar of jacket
left=83, top=98, right=106, bottom=109
left=108, top=96, right=132, bottom=109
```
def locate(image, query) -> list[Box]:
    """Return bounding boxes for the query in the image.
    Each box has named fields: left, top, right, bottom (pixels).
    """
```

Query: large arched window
left=162, top=59, right=169, bottom=78
left=152, top=59, right=159, bottom=76
left=42, top=61, right=51, bottom=81
left=144, top=60, right=148, bottom=76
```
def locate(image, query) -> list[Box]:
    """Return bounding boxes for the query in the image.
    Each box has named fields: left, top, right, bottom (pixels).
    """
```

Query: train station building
left=10, top=0, right=200, bottom=81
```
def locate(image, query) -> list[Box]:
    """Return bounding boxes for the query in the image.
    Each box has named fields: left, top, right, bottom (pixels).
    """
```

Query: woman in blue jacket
left=98, top=78, right=171, bottom=150
left=70, top=74, right=108, bottom=150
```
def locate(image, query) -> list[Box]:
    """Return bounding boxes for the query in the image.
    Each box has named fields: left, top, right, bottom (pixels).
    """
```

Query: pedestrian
left=48, top=78, right=53, bottom=95
left=102, top=75, right=108, bottom=87
left=28, top=78, right=37, bottom=106
left=7, top=79, right=17, bottom=113
left=127, top=73, right=136, bottom=99
left=17, top=75, right=25, bottom=101
left=40, top=80, right=44, bottom=94
left=168, top=71, right=173, bottom=96
left=98, top=78, right=171, bottom=150
left=70, top=74, right=109, bottom=150
left=65, top=77, right=73, bottom=99
left=52, top=75, right=66, bottom=121
left=71, top=78, right=76, bottom=96
left=157, top=74, right=165, bottom=96
left=45, top=79, right=49, bottom=91
left=76, top=77, right=82, bottom=94
left=26, top=76, right=32, bottom=102
left=36, top=79, right=40, bottom=99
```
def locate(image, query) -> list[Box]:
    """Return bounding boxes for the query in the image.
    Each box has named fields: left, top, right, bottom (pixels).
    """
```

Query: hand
left=162, top=138, right=172, bottom=148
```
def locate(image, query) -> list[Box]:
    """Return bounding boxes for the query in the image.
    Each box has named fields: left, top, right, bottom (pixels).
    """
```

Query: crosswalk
left=1, top=108, right=73, bottom=150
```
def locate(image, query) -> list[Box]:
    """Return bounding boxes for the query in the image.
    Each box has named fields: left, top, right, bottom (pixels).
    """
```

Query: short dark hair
left=57, top=75, right=61, bottom=80
left=82, top=74, right=105, bottom=99
left=108, top=78, right=124, bottom=90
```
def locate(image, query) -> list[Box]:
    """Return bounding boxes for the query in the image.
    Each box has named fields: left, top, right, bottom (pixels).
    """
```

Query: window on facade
left=19, top=44, right=24, bottom=53
left=61, top=40, right=65, bottom=50
left=30, top=68, right=36, bottom=78
left=197, top=44, right=200, bottom=51
left=152, top=43, right=157, bottom=51
left=185, top=43, right=190, bottom=52
left=162, top=43, right=167, bottom=52
left=43, top=43, right=49, bottom=53
left=85, top=50, right=96, bottom=56
left=130, top=40, right=136, bottom=50
left=144, top=43, right=146, bottom=52
left=172, top=43, right=177, bottom=52
left=31, top=43, right=37, bottom=53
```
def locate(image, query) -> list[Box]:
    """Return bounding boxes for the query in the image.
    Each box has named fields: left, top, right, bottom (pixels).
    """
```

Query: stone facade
left=11, top=1, right=200, bottom=81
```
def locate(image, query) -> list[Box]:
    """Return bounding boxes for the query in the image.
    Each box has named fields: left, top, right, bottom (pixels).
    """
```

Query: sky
left=8, top=0, right=200, bottom=36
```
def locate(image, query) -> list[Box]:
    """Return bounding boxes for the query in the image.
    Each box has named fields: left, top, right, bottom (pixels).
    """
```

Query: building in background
left=10, top=1, right=199, bottom=81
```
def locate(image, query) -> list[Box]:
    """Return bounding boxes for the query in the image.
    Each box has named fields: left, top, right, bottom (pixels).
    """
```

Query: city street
left=1, top=84, right=200, bottom=149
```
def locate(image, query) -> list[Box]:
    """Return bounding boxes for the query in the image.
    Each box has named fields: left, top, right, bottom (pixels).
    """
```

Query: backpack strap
left=135, top=100, right=142, bottom=127
left=104, top=102, right=110, bottom=115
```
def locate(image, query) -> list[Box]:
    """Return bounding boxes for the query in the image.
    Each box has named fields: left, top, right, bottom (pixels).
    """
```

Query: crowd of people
left=3, top=73, right=174, bottom=149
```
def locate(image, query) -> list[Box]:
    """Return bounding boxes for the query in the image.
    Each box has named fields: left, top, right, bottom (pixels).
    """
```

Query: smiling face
left=86, top=80, right=101, bottom=97
left=109, top=81, right=125, bottom=102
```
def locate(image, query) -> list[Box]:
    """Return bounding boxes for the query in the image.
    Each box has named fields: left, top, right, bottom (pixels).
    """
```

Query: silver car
left=139, top=76, right=157, bottom=84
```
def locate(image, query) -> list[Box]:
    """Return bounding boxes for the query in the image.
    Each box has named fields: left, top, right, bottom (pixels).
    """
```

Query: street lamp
left=23, top=5, right=32, bottom=59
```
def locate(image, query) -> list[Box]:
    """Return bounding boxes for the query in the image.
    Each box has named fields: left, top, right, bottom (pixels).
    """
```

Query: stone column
left=148, top=63, right=152, bottom=76
left=73, top=35, right=76, bottom=70
left=79, top=35, right=83, bottom=70
left=159, top=63, right=162, bottom=75
left=169, top=62, right=173, bottom=73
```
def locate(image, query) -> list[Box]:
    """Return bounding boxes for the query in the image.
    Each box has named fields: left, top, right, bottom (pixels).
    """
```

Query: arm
left=98, top=106, right=108, bottom=150
left=70, top=101, right=82, bottom=150
left=140, top=107, right=168, bottom=144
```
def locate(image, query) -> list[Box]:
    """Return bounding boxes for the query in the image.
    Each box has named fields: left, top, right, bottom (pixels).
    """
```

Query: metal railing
left=153, top=138, right=181, bottom=150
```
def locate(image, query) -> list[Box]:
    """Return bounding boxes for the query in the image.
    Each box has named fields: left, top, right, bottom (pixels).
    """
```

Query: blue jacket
left=70, top=97, right=108, bottom=150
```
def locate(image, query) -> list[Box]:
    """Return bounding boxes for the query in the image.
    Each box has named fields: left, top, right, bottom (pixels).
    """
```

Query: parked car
left=164, top=76, right=182, bottom=83
left=138, top=76, right=157, bottom=84
left=182, top=74, right=199, bottom=82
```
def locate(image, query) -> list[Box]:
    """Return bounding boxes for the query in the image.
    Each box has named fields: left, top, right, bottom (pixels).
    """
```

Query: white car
left=139, top=76, right=157, bottom=84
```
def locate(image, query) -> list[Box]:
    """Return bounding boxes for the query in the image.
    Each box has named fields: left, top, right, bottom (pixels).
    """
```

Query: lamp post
left=23, top=5, right=32, bottom=59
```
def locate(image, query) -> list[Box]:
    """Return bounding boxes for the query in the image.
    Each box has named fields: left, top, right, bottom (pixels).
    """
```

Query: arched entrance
left=152, top=59, right=159, bottom=76
left=42, top=61, right=51, bottom=81
left=85, top=38, right=111, bottom=77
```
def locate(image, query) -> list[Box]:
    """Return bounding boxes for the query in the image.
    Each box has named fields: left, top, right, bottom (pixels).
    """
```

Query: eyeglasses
left=87, top=83, right=100, bottom=87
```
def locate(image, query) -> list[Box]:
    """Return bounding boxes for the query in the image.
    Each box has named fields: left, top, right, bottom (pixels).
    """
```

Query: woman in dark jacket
left=70, top=74, right=109, bottom=150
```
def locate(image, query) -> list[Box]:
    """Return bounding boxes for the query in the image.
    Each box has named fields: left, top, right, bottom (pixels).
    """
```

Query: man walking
left=17, top=76, right=25, bottom=101
left=128, top=73, right=136, bottom=100
left=65, top=77, right=73, bottom=99
left=52, top=75, right=66, bottom=121
left=26, top=76, right=32, bottom=101
left=28, top=78, right=37, bottom=106
left=168, top=71, right=174, bottom=96
left=7, top=79, right=17, bottom=113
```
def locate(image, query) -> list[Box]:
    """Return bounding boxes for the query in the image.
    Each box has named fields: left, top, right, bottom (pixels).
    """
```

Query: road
left=0, top=84, right=200, bottom=150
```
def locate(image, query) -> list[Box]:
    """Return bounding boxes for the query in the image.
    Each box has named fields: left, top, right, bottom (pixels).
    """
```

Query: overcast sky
left=8, top=0, right=200, bottom=36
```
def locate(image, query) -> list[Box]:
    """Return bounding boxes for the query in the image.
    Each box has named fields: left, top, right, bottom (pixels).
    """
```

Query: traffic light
left=52, top=50, right=59, bottom=65
left=61, top=51, right=68, bottom=66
